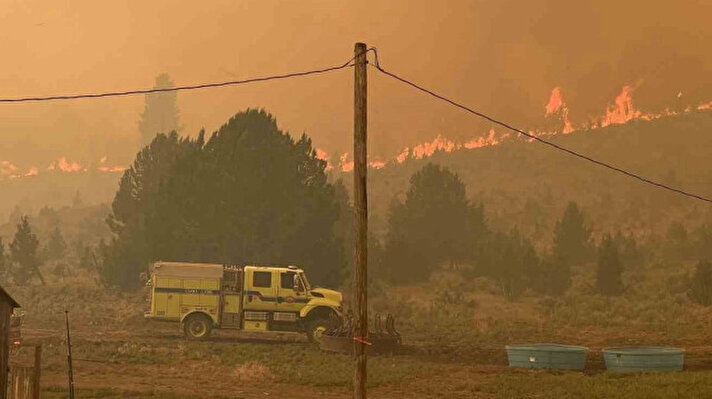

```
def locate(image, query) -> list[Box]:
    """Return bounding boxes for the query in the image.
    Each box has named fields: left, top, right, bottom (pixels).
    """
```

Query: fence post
left=33, top=346, right=40, bottom=399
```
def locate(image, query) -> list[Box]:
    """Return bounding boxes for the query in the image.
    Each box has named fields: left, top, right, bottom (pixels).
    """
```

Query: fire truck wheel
left=307, top=319, right=330, bottom=343
left=184, top=314, right=212, bottom=340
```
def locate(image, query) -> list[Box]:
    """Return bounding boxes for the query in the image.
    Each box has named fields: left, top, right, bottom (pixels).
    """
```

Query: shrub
left=596, top=234, right=624, bottom=296
left=534, top=252, right=571, bottom=297
left=688, top=260, right=712, bottom=306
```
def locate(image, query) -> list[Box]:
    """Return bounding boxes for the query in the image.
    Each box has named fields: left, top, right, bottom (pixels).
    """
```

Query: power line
left=370, top=56, right=712, bottom=205
left=0, top=58, right=359, bottom=103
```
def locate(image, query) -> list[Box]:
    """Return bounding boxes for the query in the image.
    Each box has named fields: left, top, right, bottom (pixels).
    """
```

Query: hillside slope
left=3, top=111, right=711, bottom=246
left=0, top=170, right=120, bottom=221
left=344, top=111, right=712, bottom=244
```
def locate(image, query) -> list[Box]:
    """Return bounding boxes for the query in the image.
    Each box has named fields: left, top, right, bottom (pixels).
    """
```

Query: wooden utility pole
left=65, top=311, right=75, bottom=399
left=353, top=42, right=368, bottom=399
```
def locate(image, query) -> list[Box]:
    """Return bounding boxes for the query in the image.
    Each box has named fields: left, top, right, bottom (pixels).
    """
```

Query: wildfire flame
left=545, top=87, right=565, bottom=115
left=315, top=148, right=332, bottom=171
left=600, top=85, right=642, bottom=127
left=3, top=85, right=710, bottom=180
left=54, top=157, right=83, bottom=172
left=411, top=134, right=457, bottom=159
left=544, top=87, right=573, bottom=134
left=339, top=153, right=353, bottom=172
left=391, top=129, right=506, bottom=165
left=334, top=152, right=386, bottom=172
left=97, top=156, right=126, bottom=173
left=395, top=148, right=409, bottom=163
left=380, top=85, right=711, bottom=167
left=1, top=156, right=126, bottom=180
left=464, top=128, right=503, bottom=149
left=1, top=161, right=39, bottom=180
left=1, top=161, right=18, bottom=176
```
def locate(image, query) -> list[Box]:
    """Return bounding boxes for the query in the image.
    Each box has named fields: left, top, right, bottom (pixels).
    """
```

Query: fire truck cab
left=144, top=262, right=342, bottom=342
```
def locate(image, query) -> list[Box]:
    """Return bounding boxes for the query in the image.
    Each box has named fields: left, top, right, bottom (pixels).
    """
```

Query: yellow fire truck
left=144, top=262, right=343, bottom=342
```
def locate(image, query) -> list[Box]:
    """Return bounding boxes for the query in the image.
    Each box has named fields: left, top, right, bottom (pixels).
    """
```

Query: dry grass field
left=8, top=259, right=712, bottom=398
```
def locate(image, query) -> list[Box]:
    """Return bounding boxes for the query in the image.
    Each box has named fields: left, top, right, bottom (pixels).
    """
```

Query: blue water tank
left=506, top=343, right=589, bottom=371
left=603, top=347, right=684, bottom=372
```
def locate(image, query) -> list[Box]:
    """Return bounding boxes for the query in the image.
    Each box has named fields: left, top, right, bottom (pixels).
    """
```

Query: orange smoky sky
left=0, top=0, right=710, bottom=169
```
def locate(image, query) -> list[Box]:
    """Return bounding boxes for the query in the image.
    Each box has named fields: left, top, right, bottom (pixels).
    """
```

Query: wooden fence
left=7, top=345, right=40, bottom=399
left=7, top=367, right=37, bottom=399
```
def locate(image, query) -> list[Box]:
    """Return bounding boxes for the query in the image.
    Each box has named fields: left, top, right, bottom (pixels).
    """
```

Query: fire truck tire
left=306, top=319, right=330, bottom=343
left=183, top=313, right=212, bottom=340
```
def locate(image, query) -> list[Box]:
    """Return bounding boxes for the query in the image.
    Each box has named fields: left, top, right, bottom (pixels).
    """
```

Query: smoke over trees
left=103, top=109, right=344, bottom=289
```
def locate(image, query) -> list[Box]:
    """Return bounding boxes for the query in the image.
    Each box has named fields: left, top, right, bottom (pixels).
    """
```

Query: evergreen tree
left=104, top=109, right=343, bottom=289
left=0, top=237, right=6, bottom=282
left=536, top=252, right=571, bottom=297
left=77, top=242, right=98, bottom=271
left=613, top=229, right=643, bottom=267
left=552, top=201, right=593, bottom=264
left=330, top=179, right=386, bottom=289
left=103, top=131, right=199, bottom=288
left=694, top=224, right=712, bottom=261
left=9, top=216, right=45, bottom=285
left=665, top=221, right=691, bottom=259
left=45, top=226, right=67, bottom=260
left=383, top=163, right=485, bottom=283
left=689, top=260, right=712, bottom=306
left=72, top=191, right=84, bottom=208
left=52, top=262, right=68, bottom=280
left=596, top=234, right=624, bottom=296
left=481, top=228, right=539, bottom=300
left=139, top=73, right=181, bottom=146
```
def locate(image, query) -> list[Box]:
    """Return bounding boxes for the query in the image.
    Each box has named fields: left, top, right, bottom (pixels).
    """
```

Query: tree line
left=92, top=108, right=712, bottom=306
left=373, top=161, right=712, bottom=303
left=0, top=206, right=111, bottom=285
left=7, top=105, right=710, bottom=309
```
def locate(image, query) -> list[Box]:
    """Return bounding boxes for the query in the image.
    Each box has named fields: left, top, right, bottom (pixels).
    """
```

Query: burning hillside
left=328, top=86, right=712, bottom=172
left=0, top=156, right=125, bottom=181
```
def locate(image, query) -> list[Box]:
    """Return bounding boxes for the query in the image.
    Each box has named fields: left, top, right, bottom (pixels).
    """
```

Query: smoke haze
left=1, top=0, right=710, bottom=170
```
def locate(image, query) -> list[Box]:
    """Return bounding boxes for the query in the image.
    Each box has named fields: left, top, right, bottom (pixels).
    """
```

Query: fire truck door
left=275, top=271, right=306, bottom=314
left=244, top=269, right=277, bottom=311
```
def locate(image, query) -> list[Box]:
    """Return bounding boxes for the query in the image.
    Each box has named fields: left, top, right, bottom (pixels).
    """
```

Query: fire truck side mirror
left=293, top=274, right=301, bottom=292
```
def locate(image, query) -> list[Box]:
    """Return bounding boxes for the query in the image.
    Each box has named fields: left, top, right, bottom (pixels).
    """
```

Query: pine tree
left=596, top=234, right=624, bottom=296
left=694, top=224, right=712, bottom=261
left=536, top=252, right=571, bottom=297
left=689, top=260, right=712, bottom=306
left=484, top=228, right=539, bottom=300
left=138, top=73, right=181, bottom=146
left=665, top=221, right=691, bottom=259
left=552, top=201, right=593, bottom=264
left=383, top=163, right=483, bottom=283
left=72, top=191, right=84, bottom=208
left=9, top=216, right=45, bottom=285
left=45, top=226, right=67, bottom=260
